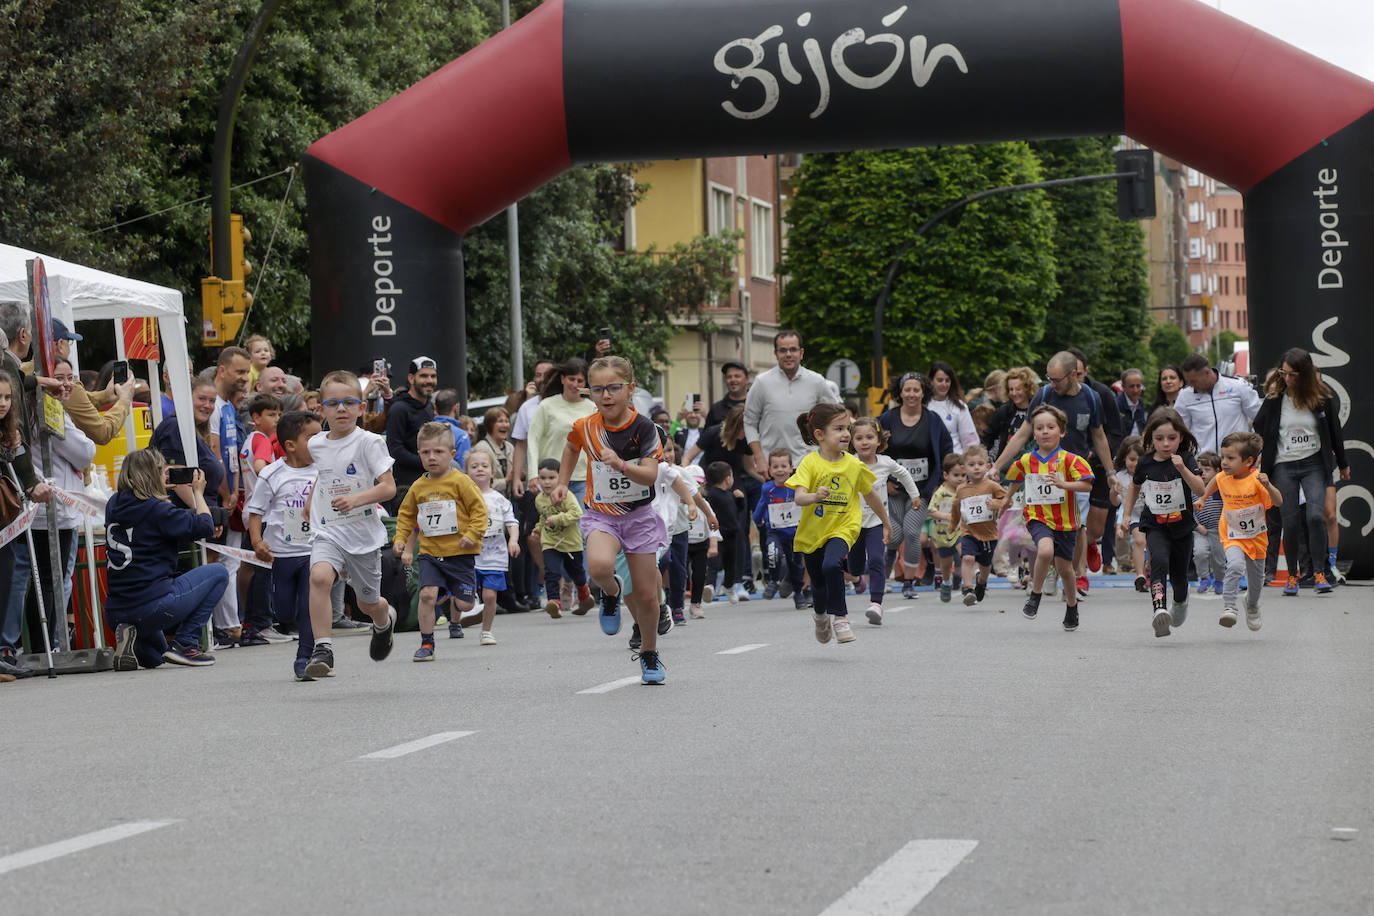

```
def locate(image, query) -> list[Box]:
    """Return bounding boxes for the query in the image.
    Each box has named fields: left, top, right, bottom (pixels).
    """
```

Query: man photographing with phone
left=385, top=355, right=438, bottom=507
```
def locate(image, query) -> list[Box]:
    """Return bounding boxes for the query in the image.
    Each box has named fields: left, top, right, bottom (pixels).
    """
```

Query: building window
left=1188, top=169, right=1201, bottom=187
left=1188, top=201, right=1203, bottom=223
left=1191, top=308, right=1204, bottom=330
left=750, top=200, right=774, bottom=280
left=1221, top=242, right=1228, bottom=261
left=1237, top=242, right=1245, bottom=262
left=1220, top=209, right=1228, bottom=228
left=1190, top=273, right=1203, bottom=295
left=1188, top=237, right=1203, bottom=259
left=708, top=184, right=733, bottom=236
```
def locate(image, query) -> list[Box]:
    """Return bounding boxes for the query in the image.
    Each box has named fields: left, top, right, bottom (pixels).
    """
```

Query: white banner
left=0, top=504, right=41, bottom=549
left=196, top=540, right=273, bottom=569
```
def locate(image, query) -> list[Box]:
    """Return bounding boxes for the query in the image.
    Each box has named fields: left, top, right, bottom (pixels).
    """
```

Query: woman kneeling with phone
left=106, top=449, right=229, bottom=669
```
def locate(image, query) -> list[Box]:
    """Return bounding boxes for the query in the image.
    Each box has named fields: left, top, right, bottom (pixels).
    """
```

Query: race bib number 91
left=1226, top=503, right=1266, bottom=540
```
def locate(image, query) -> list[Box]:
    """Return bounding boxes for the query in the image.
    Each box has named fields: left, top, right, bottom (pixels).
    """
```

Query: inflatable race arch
left=303, top=0, right=1374, bottom=575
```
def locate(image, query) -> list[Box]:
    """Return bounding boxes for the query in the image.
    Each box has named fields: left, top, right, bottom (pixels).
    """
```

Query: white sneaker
left=1152, top=610, right=1172, bottom=638
left=813, top=613, right=833, bottom=644
left=480, top=631, right=497, bottom=646
left=689, top=603, right=706, bottom=619
left=702, top=584, right=714, bottom=604
left=1170, top=600, right=1188, bottom=627
left=1246, top=606, right=1262, bottom=631
left=1219, top=607, right=1238, bottom=628
left=727, top=586, right=740, bottom=604
left=865, top=603, right=883, bottom=626
left=833, top=616, right=855, bottom=643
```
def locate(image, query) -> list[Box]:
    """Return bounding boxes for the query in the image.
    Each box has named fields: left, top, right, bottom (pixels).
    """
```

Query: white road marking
left=0, top=821, right=177, bottom=876
left=576, top=676, right=641, bottom=694
left=359, top=731, right=475, bottom=759
left=819, top=839, right=978, bottom=916
left=717, top=643, right=769, bottom=655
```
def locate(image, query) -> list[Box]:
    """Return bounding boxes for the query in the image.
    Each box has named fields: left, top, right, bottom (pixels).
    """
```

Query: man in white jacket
left=1174, top=353, right=1261, bottom=454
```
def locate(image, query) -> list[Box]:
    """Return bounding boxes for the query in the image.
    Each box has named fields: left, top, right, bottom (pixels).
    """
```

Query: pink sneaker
left=832, top=616, right=855, bottom=643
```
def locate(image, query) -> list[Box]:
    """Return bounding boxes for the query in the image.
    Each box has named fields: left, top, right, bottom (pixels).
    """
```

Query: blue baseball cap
left=51, top=317, right=82, bottom=342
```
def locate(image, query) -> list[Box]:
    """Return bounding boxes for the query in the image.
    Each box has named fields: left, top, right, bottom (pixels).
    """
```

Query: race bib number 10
left=1024, top=473, right=1063, bottom=507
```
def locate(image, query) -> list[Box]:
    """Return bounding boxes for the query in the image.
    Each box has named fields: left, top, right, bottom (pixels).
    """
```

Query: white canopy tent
left=0, top=243, right=197, bottom=464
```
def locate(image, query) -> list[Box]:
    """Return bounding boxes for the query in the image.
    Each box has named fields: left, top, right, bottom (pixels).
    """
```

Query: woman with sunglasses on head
left=526, top=358, right=596, bottom=506
left=1252, top=347, right=1349, bottom=594
left=879, top=371, right=954, bottom=598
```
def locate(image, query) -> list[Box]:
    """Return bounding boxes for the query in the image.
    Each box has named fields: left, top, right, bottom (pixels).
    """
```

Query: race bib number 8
left=768, top=500, right=799, bottom=528
left=282, top=505, right=311, bottom=544
left=419, top=499, right=460, bottom=537
left=1226, top=504, right=1266, bottom=540
left=592, top=460, right=651, bottom=504
left=1024, top=473, right=1063, bottom=507
left=960, top=495, right=991, bottom=524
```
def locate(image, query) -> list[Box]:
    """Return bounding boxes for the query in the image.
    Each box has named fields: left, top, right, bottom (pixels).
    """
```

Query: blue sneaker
left=293, top=658, right=314, bottom=682
left=1213, top=578, right=1223, bottom=595
left=637, top=649, right=665, bottom=685
left=901, top=580, right=917, bottom=600
left=1196, top=575, right=1212, bottom=594
left=1282, top=574, right=1298, bottom=596
left=599, top=575, right=625, bottom=635
left=413, top=640, right=435, bottom=662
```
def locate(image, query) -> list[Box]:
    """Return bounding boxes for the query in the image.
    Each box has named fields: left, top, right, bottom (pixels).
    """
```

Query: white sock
left=314, top=637, right=332, bottom=648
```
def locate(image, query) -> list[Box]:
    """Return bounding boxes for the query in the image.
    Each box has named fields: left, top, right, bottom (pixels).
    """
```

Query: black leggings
left=1146, top=524, right=1192, bottom=606
left=687, top=541, right=709, bottom=603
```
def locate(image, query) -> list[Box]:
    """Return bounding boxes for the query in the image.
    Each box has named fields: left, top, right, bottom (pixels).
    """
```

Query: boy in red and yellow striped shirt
left=1004, top=405, right=1095, bottom=631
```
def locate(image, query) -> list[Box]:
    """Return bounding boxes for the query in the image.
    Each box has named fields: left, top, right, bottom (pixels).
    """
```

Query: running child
left=752, top=449, right=807, bottom=609
left=948, top=445, right=1007, bottom=608
left=848, top=418, right=919, bottom=624
left=1113, top=436, right=1147, bottom=592
left=684, top=464, right=721, bottom=619
left=246, top=410, right=323, bottom=680
left=550, top=356, right=668, bottom=684
left=534, top=458, right=594, bottom=618
left=1003, top=405, right=1094, bottom=631
left=465, top=450, right=519, bottom=646
left=702, top=461, right=742, bottom=603
left=302, top=370, right=399, bottom=678
left=392, top=421, right=486, bottom=659
left=1194, top=432, right=1281, bottom=631
left=927, top=453, right=967, bottom=603
left=238, top=392, right=284, bottom=644
left=786, top=403, right=892, bottom=645
left=633, top=437, right=703, bottom=647
left=1117, top=408, right=1206, bottom=638
left=1193, top=451, right=1226, bottom=596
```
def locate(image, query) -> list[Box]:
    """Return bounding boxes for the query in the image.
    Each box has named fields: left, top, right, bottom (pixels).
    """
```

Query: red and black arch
left=304, top=0, right=1374, bottom=570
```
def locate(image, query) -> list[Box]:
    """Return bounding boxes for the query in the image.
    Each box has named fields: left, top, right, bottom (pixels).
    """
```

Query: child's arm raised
left=1256, top=471, right=1283, bottom=507
left=793, top=484, right=829, bottom=507
left=1172, top=454, right=1207, bottom=495
left=1192, top=476, right=1219, bottom=513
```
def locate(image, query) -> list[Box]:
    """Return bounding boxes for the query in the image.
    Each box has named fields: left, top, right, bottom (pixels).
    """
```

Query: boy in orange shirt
left=1194, top=431, right=1282, bottom=631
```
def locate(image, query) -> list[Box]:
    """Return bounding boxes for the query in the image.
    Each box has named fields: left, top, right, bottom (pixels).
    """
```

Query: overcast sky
left=1215, top=0, right=1374, bottom=82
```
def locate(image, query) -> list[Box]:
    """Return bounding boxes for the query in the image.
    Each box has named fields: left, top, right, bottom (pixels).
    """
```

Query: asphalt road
left=2, top=579, right=1370, bottom=915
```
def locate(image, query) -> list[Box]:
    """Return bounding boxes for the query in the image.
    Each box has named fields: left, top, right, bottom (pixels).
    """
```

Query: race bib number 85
left=592, top=460, right=651, bottom=504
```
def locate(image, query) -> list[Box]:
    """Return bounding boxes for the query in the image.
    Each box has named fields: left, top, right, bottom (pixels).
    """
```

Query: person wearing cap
left=706, top=360, right=751, bottom=427
left=385, top=356, right=438, bottom=501
left=39, top=317, right=138, bottom=447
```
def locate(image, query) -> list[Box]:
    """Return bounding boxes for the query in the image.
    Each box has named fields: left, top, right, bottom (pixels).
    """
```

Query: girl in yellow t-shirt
left=787, top=403, right=892, bottom=646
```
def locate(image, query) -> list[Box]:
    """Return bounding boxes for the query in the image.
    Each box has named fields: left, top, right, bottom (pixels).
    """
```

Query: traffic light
left=867, top=357, right=892, bottom=417
left=1115, top=149, right=1156, bottom=220
left=202, top=214, right=253, bottom=345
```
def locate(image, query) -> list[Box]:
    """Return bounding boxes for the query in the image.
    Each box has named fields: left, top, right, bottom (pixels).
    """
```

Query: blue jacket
left=433, top=416, right=473, bottom=471
left=103, top=492, right=215, bottom=616
left=752, top=480, right=799, bottom=534
left=877, top=407, right=954, bottom=501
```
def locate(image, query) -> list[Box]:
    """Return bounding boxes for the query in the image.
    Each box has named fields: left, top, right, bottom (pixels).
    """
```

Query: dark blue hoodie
left=103, top=492, right=215, bottom=616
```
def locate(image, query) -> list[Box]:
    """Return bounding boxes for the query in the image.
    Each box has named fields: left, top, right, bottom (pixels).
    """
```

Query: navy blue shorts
left=477, top=569, right=508, bottom=593
left=936, top=545, right=958, bottom=558
left=1027, top=520, right=1077, bottom=561
left=419, top=554, right=476, bottom=605
left=959, top=535, right=997, bottom=567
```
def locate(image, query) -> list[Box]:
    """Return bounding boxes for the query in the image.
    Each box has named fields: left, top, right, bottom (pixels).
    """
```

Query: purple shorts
left=579, top=504, right=667, bottom=555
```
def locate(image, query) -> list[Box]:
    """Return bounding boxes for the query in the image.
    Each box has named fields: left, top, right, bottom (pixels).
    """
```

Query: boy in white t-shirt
left=246, top=410, right=322, bottom=681
left=463, top=450, right=518, bottom=646
left=302, top=370, right=398, bottom=678
left=238, top=392, right=283, bottom=645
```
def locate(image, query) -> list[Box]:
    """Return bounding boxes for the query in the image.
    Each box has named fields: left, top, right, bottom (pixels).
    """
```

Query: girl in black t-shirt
left=1117, top=409, right=1206, bottom=639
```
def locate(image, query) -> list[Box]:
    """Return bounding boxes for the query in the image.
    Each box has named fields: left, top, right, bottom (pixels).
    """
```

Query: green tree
left=1029, top=138, right=1151, bottom=376
left=0, top=0, right=728, bottom=388
left=779, top=145, right=1058, bottom=388
left=1149, top=321, right=1192, bottom=370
